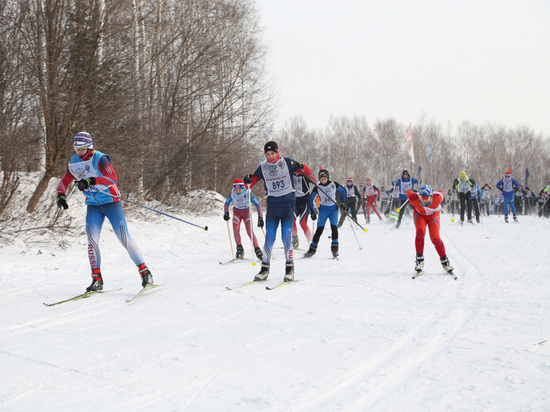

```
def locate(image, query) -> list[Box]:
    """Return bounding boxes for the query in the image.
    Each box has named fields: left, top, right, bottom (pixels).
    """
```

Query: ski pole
left=226, top=219, right=234, bottom=258
left=347, top=216, right=362, bottom=250
left=396, top=199, right=409, bottom=213
left=302, top=174, right=368, bottom=232
left=247, top=187, right=258, bottom=266
left=97, top=189, right=208, bottom=230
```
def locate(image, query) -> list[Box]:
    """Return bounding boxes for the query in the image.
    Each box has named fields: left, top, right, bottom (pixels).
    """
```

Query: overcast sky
left=254, top=0, right=550, bottom=136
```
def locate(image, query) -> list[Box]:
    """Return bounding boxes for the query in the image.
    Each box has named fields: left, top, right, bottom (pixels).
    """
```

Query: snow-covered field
left=2, top=202, right=549, bottom=411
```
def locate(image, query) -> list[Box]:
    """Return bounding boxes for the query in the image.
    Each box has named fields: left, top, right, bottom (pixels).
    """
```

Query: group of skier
left=56, top=133, right=549, bottom=291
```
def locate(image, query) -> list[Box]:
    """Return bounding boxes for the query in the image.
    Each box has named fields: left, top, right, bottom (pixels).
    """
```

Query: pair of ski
left=226, top=279, right=301, bottom=291
left=43, top=284, right=161, bottom=306
left=412, top=270, right=457, bottom=280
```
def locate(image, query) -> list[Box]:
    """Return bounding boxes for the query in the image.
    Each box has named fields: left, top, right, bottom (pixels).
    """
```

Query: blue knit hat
left=74, top=132, right=93, bottom=149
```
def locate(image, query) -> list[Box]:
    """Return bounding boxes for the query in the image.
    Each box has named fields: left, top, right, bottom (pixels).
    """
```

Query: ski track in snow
left=1, top=212, right=550, bottom=411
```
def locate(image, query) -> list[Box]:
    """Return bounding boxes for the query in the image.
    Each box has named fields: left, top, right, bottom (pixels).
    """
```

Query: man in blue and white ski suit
left=244, top=141, right=312, bottom=282
left=304, top=169, right=347, bottom=259
left=395, top=170, right=420, bottom=229
left=496, top=170, right=520, bottom=222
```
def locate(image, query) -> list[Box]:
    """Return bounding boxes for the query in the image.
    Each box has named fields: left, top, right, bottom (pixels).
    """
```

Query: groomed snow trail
left=1, top=212, right=550, bottom=411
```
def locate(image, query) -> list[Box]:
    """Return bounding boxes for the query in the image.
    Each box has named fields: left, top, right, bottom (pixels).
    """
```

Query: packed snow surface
left=2, top=207, right=549, bottom=411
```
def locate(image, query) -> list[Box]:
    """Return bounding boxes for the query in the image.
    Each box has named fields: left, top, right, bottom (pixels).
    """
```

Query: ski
left=126, top=284, right=161, bottom=303
left=43, top=288, right=121, bottom=307
left=446, top=270, right=458, bottom=280
left=412, top=271, right=425, bottom=279
left=225, top=281, right=258, bottom=290
left=219, top=258, right=254, bottom=265
left=266, top=280, right=301, bottom=290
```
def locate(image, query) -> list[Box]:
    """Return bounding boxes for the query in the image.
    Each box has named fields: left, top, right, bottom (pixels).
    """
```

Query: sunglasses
left=420, top=195, right=431, bottom=202
left=74, top=145, right=89, bottom=152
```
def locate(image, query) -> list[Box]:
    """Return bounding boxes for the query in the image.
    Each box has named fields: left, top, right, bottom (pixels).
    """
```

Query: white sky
left=255, top=0, right=550, bottom=136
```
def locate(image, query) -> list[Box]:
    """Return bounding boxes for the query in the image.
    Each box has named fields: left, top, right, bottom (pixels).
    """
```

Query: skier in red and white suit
left=407, top=185, right=453, bottom=273
left=363, top=178, right=381, bottom=223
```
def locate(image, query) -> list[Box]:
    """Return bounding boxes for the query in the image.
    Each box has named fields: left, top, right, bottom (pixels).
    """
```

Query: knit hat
left=264, top=141, right=278, bottom=153
left=505, top=167, right=512, bottom=176
left=459, top=171, right=467, bottom=178
left=233, top=179, right=245, bottom=190
left=73, top=132, right=93, bottom=149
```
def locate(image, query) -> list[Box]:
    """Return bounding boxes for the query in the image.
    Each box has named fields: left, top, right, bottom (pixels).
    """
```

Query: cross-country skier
left=56, top=132, right=153, bottom=292
left=395, top=170, right=420, bottom=229
left=379, top=186, right=391, bottom=217
left=224, top=179, right=263, bottom=260
left=338, top=177, right=360, bottom=227
left=495, top=169, right=520, bottom=223
left=304, top=169, right=347, bottom=258
left=291, top=170, right=314, bottom=249
left=363, top=178, right=382, bottom=223
left=453, top=171, right=475, bottom=225
left=470, top=179, right=482, bottom=223
left=408, top=185, right=454, bottom=276
left=480, top=183, right=493, bottom=216
left=243, top=141, right=312, bottom=282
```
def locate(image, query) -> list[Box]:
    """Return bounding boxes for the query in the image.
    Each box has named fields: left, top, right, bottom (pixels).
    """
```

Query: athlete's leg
left=413, top=210, right=427, bottom=255
left=232, top=210, right=243, bottom=245
left=427, top=213, right=446, bottom=257
left=104, top=202, right=145, bottom=266
left=86, top=205, right=106, bottom=270
left=280, top=207, right=295, bottom=262
left=263, top=207, right=281, bottom=264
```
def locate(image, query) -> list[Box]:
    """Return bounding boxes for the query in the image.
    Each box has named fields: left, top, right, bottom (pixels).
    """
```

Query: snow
left=2, top=202, right=550, bottom=411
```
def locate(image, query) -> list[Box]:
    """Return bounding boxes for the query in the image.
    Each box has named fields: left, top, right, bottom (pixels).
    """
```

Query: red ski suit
left=407, top=189, right=446, bottom=257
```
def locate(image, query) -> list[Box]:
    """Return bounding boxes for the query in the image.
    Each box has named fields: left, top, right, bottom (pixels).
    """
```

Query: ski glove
left=223, top=212, right=230, bottom=221
left=340, top=202, right=347, bottom=210
left=56, top=194, right=68, bottom=210
left=257, top=216, right=264, bottom=228
left=293, top=161, right=304, bottom=170
left=77, top=177, right=96, bottom=191
left=243, top=174, right=252, bottom=184
left=310, top=212, right=317, bottom=221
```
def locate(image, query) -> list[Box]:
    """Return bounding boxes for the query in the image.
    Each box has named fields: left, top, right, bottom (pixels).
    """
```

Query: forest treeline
left=276, top=115, right=550, bottom=193
left=1, top=0, right=549, bottom=225
left=0, top=0, right=273, bottom=218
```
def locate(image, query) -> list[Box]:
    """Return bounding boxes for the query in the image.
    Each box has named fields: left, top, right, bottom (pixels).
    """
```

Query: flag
left=525, top=168, right=530, bottom=187
left=429, top=143, right=432, bottom=163
left=405, top=123, right=412, bottom=142
left=409, top=142, right=415, bottom=163
left=418, top=166, right=422, bottom=180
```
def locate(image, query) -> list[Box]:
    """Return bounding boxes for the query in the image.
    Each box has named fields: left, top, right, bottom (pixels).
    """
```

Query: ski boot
left=331, top=243, right=339, bottom=258
left=440, top=256, right=453, bottom=273
left=379, top=216, right=383, bottom=221
left=366, top=217, right=371, bottom=224
left=236, top=245, right=244, bottom=259
left=304, top=244, right=317, bottom=258
left=292, top=235, right=299, bottom=249
left=138, top=263, right=154, bottom=287
left=504, top=215, right=509, bottom=223
left=86, top=269, right=103, bottom=292
left=284, top=262, right=295, bottom=282
left=476, top=218, right=480, bottom=224
left=254, top=246, right=263, bottom=260
left=254, top=262, right=270, bottom=281
left=513, top=215, right=518, bottom=222
left=395, top=221, right=401, bottom=229
left=415, top=254, right=425, bottom=274
left=468, top=219, right=473, bottom=225
left=460, top=220, right=464, bottom=226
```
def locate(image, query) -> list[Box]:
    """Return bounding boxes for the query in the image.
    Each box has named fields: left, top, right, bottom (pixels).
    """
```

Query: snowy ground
left=1, top=204, right=550, bottom=411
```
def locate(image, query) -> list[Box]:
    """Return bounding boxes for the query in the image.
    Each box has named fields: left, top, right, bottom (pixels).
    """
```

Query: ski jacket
left=363, top=184, right=380, bottom=199
left=344, top=184, right=361, bottom=201
left=249, top=158, right=312, bottom=209
left=310, top=180, right=346, bottom=212
left=224, top=189, right=262, bottom=216
left=57, top=150, right=120, bottom=206
left=395, top=177, right=419, bottom=200
left=453, top=176, right=475, bottom=194
left=407, top=189, right=444, bottom=216
left=496, top=177, right=519, bottom=196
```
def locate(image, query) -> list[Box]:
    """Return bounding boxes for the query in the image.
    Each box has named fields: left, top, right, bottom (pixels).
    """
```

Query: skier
left=243, top=141, right=312, bottom=282
left=524, top=186, right=535, bottom=215
left=453, top=171, right=475, bottom=225
left=291, top=170, right=314, bottom=249
left=494, top=190, right=502, bottom=216
left=495, top=169, right=520, bottom=223
left=363, top=178, right=382, bottom=223
left=379, top=186, right=390, bottom=217
left=338, top=177, right=360, bottom=227
left=514, top=185, right=525, bottom=215
left=358, top=183, right=366, bottom=219
left=394, top=170, right=420, bottom=229
left=223, top=179, right=263, bottom=260
left=479, top=183, right=493, bottom=216
left=56, top=132, right=153, bottom=292
left=304, top=169, right=347, bottom=259
left=536, top=190, right=549, bottom=218
left=470, top=179, right=482, bottom=223
left=408, top=185, right=454, bottom=276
